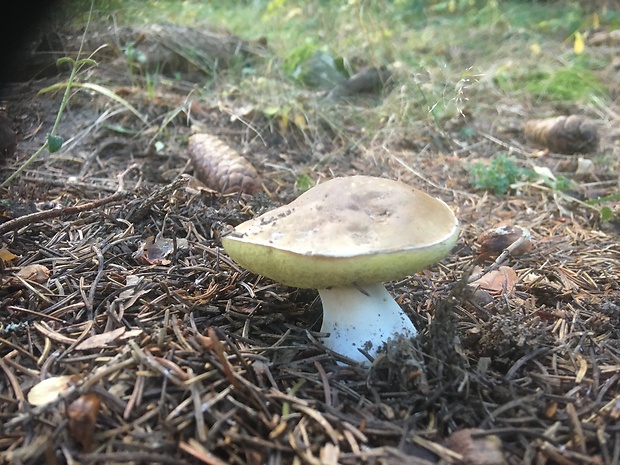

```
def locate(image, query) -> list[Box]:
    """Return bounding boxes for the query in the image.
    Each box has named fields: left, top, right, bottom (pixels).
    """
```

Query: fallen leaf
left=119, top=275, right=144, bottom=297
left=120, top=329, right=144, bottom=341
left=117, top=275, right=151, bottom=308
left=0, top=247, right=18, bottom=263
left=575, top=157, right=594, bottom=174
left=532, top=165, right=556, bottom=180
left=319, top=443, right=340, bottom=465
left=16, top=264, right=51, bottom=283
left=470, top=266, right=518, bottom=296
left=229, top=104, right=256, bottom=122
left=28, top=375, right=79, bottom=406
left=545, top=401, right=558, bottom=418
left=133, top=235, right=188, bottom=265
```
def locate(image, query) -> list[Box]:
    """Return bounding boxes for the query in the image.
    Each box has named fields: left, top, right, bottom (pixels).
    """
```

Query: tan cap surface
left=222, top=176, right=459, bottom=289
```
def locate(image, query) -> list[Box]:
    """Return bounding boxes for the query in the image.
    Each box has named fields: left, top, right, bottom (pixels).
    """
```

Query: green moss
left=525, top=67, right=608, bottom=101
left=495, top=64, right=608, bottom=102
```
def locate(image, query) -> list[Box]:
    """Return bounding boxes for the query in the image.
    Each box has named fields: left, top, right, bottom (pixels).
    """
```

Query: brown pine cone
left=524, top=115, right=599, bottom=154
left=188, top=133, right=260, bottom=194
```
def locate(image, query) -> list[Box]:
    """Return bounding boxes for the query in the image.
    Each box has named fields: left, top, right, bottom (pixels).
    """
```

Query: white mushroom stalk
left=318, top=284, right=417, bottom=363
left=221, top=176, right=459, bottom=367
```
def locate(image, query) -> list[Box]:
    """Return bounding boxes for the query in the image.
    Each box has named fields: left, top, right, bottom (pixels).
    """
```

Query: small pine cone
left=524, top=115, right=599, bottom=154
left=188, top=133, right=260, bottom=194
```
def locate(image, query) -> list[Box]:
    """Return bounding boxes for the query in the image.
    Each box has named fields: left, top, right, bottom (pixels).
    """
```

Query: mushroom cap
left=222, top=176, right=459, bottom=289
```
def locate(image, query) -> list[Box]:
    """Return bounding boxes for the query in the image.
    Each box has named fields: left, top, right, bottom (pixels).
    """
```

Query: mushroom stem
left=318, top=283, right=417, bottom=365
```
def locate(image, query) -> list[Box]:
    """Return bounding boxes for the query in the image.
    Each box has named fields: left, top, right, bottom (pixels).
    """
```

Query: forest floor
left=1, top=2, right=619, bottom=464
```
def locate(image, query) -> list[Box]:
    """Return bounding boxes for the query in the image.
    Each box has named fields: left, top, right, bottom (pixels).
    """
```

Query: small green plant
left=284, top=47, right=348, bottom=89
left=1, top=1, right=145, bottom=188
left=145, top=66, right=161, bottom=101
left=1, top=56, right=147, bottom=187
left=468, top=154, right=577, bottom=195
left=467, top=154, right=531, bottom=195
left=124, top=41, right=147, bottom=86
left=125, top=42, right=161, bottom=100
left=494, top=65, right=608, bottom=102
left=586, top=192, right=620, bottom=222
left=541, top=175, right=572, bottom=192
left=283, top=41, right=319, bottom=78
left=0, top=56, right=96, bottom=188
left=295, top=173, right=314, bottom=192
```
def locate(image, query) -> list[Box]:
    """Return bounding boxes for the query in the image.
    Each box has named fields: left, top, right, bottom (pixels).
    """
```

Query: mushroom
left=221, top=176, right=459, bottom=365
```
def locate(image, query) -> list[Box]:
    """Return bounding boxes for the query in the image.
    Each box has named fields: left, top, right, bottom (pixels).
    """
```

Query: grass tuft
left=525, top=66, right=608, bottom=101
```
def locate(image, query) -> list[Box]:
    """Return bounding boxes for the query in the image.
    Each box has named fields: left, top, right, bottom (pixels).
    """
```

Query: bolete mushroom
left=221, top=176, right=459, bottom=365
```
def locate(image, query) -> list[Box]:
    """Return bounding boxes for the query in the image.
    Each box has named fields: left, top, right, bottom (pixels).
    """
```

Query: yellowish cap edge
left=221, top=225, right=459, bottom=289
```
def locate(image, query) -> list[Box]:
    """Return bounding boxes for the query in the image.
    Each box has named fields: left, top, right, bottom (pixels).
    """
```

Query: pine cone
left=188, top=133, right=260, bottom=194
left=524, top=115, right=599, bottom=154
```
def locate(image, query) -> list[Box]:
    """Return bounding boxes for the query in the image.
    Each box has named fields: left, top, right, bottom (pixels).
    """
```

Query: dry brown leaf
left=120, top=329, right=144, bottom=341
left=27, top=375, right=79, bottom=406
left=75, top=327, right=126, bottom=350
left=68, top=392, right=101, bottom=451
left=133, top=235, right=188, bottom=265
left=470, top=266, right=518, bottom=296
left=15, top=264, right=51, bottom=283
left=0, top=247, right=18, bottom=263
left=117, top=275, right=151, bottom=308
left=319, top=443, right=340, bottom=465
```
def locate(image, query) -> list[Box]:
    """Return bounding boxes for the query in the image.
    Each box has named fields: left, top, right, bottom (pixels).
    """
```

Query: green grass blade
left=39, top=81, right=148, bottom=124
